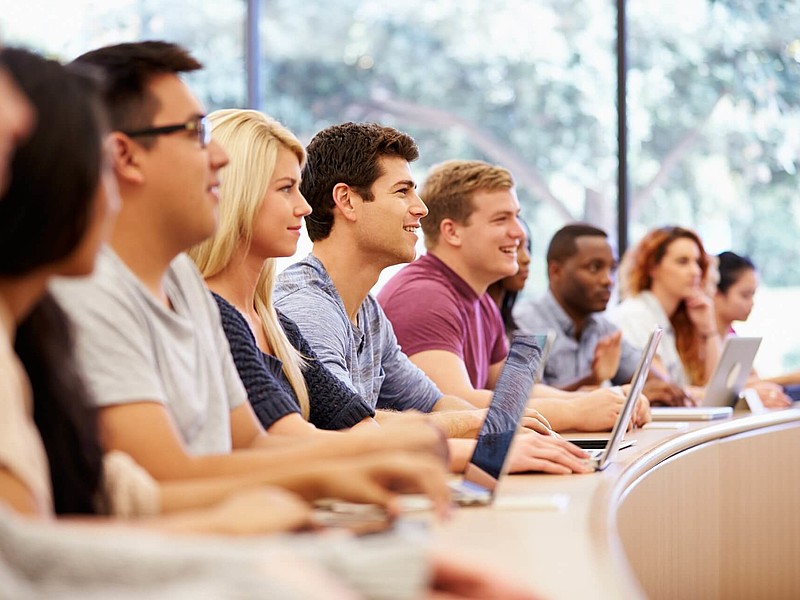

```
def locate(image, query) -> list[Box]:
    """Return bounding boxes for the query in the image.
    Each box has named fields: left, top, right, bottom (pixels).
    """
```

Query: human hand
left=506, top=430, right=592, bottom=474
left=313, top=451, right=451, bottom=519
left=750, top=381, right=792, bottom=408
left=591, top=331, right=623, bottom=383
left=209, top=487, right=312, bottom=535
left=427, top=551, right=542, bottom=599
left=617, top=384, right=651, bottom=427
left=368, top=412, right=450, bottom=462
left=684, top=291, right=716, bottom=335
left=567, top=388, right=626, bottom=432
left=642, top=379, right=694, bottom=406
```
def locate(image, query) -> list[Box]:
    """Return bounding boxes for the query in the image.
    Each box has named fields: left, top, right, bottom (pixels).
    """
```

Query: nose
left=411, top=190, right=428, bottom=217
left=207, top=138, right=229, bottom=170
left=509, top=217, right=525, bottom=242
left=295, top=191, right=312, bottom=217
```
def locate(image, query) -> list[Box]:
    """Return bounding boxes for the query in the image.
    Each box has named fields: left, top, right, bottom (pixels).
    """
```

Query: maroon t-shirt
left=377, top=253, right=509, bottom=389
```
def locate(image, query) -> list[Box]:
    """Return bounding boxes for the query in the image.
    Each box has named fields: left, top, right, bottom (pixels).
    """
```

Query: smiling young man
left=275, top=125, right=592, bottom=473
left=378, top=162, right=651, bottom=430
left=514, top=224, right=689, bottom=405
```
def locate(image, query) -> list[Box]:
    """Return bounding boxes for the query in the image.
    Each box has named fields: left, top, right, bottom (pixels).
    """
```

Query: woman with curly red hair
left=609, top=226, right=722, bottom=388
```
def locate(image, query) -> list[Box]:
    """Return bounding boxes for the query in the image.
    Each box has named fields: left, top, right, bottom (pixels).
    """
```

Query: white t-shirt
left=50, top=248, right=247, bottom=456
left=608, top=290, right=689, bottom=386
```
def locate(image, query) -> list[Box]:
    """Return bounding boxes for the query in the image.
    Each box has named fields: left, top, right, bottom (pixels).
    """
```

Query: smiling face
left=650, top=237, right=704, bottom=301
left=135, top=73, right=229, bottom=252
left=456, top=187, right=524, bottom=287
left=250, top=145, right=311, bottom=259
left=500, top=227, right=532, bottom=293
left=551, top=235, right=616, bottom=318
left=715, top=267, right=758, bottom=324
left=355, top=155, right=428, bottom=268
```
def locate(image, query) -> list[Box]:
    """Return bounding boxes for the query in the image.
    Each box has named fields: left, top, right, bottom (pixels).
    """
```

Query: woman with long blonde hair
left=189, top=110, right=376, bottom=433
left=609, top=226, right=721, bottom=388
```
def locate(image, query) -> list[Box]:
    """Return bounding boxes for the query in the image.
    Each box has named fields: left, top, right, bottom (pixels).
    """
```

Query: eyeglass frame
left=121, top=115, right=211, bottom=148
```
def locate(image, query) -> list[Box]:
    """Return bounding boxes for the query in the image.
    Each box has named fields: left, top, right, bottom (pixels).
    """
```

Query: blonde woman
left=189, top=110, right=377, bottom=434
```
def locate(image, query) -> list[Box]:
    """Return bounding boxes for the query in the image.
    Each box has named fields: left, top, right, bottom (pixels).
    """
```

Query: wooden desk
left=432, top=409, right=800, bottom=599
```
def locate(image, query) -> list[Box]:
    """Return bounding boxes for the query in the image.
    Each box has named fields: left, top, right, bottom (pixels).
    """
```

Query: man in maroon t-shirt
left=379, top=160, right=649, bottom=432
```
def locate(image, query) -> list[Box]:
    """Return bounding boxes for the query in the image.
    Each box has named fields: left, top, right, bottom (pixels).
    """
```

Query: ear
left=108, top=132, right=145, bottom=186
left=548, top=259, right=561, bottom=283
left=438, top=218, right=462, bottom=248
left=331, top=182, right=358, bottom=223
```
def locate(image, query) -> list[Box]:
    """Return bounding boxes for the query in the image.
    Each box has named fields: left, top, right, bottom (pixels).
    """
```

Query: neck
left=648, top=284, right=681, bottom=318
left=312, top=235, right=383, bottom=324
left=110, top=209, right=180, bottom=307
left=486, top=282, right=504, bottom=307
left=551, top=288, right=589, bottom=338
left=715, top=310, right=731, bottom=337
left=204, top=246, right=261, bottom=317
left=0, top=272, right=50, bottom=332
left=428, top=247, right=491, bottom=296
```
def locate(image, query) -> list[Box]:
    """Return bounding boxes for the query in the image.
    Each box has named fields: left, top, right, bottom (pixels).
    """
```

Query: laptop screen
left=467, top=335, right=542, bottom=484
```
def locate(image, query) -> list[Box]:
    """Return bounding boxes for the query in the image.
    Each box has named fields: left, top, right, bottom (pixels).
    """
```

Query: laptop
left=570, top=326, right=663, bottom=471
left=449, top=333, right=543, bottom=505
left=650, top=336, right=761, bottom=421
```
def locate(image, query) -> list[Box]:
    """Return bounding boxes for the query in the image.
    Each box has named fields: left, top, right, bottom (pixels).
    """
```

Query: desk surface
left=430, top=408, right=800, bottom=599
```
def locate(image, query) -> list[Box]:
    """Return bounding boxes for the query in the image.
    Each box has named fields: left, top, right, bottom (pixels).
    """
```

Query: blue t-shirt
left=274, top=255, right=442, bottom=412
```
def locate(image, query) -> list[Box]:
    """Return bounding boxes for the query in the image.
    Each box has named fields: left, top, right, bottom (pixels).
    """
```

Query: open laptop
left=568, top=326, right=663, bottom=471
left=650, top=336, right=761, bottom=421
left=532, top=330, right=556, bottom=383
left=449, top=333, right=543, bottom=505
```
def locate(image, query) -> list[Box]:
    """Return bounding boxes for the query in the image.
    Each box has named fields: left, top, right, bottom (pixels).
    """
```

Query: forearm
left=427, top=410, right=484, bottom=438
left=432, top=393, right=482, bottom=411
left=445, top=438, right=477, bottom=473
left=556, top=373, right=599, bottom=392
left=531, top=383, right=574, bottom=399
left=527, top=397, right=575, bottom=432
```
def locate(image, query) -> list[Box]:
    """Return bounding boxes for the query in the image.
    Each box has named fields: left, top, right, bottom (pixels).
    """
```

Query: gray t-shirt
left=49, top=248, right=246, bottom=455
left=274, top=255, right=441, bottom=412
left=513, top=290, right=641, bottom=387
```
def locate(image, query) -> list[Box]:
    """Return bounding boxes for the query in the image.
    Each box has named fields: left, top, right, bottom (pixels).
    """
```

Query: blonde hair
left=189, top=109, right=310, bottom=418
left=420, top=159, right=514, bottom=248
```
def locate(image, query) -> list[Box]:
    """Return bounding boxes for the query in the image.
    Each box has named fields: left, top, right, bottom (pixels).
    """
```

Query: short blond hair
left=189, top=109, right=311, bottom=418
left=420, top=159, right=514, bottom=248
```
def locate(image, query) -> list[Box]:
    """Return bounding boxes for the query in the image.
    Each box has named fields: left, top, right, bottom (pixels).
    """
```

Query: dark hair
left=301, top=122, right=419, bottom=241
left=717, top=251, right=756, bottom=294
left=0, top=47, right=106, bottom=275
left=72, top=40, right=201, bottom=142
left=546, top=223, right=608, bottom=264
left=1, top=47, right=106, bottom=514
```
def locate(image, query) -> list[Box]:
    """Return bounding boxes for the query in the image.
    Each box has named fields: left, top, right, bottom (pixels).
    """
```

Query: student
left=513, top=223, right=689, bottom=405
left=275, top=124, right=591, bottom=473
left=378, top=161, right=650, bottom=431
left=487, top=217, right=532, bottom=338
left=47, top=41, right=450, bottom=512
left=714, top=251, right=792, bottom=407
left=609, top=226, right=721, bottom=390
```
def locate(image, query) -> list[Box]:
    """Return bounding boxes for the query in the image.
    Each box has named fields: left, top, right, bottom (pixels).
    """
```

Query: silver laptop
left=571, top=326, right=663, bottom=471
left=531, top=330, right=556, bottom=383
left=650, top=336, right=761, bottom=421
left=450, top=334, right=543, bottom=505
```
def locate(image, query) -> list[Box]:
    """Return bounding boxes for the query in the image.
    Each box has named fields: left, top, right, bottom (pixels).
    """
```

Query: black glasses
left=122, top=115, right=211, bottom=148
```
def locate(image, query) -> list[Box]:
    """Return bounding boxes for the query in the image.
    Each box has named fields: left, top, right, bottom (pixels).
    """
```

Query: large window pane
left=260, top=0, right=617, bottom=290
left=629, top=0, right=800, bottom=375
left=1, top=0, right=246, bottom=110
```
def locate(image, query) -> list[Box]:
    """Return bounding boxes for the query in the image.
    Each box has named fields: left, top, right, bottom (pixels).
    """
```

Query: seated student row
left=0, top=43, right=539, bottom=599
left=511, top=223, right=793, bottom=409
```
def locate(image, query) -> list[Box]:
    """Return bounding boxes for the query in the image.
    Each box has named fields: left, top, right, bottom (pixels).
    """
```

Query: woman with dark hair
left=487, top=218, right=532, bottom=338
left=713, top=251, right=792, bottom=408
left=609, top=226, right=721, bottom=389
